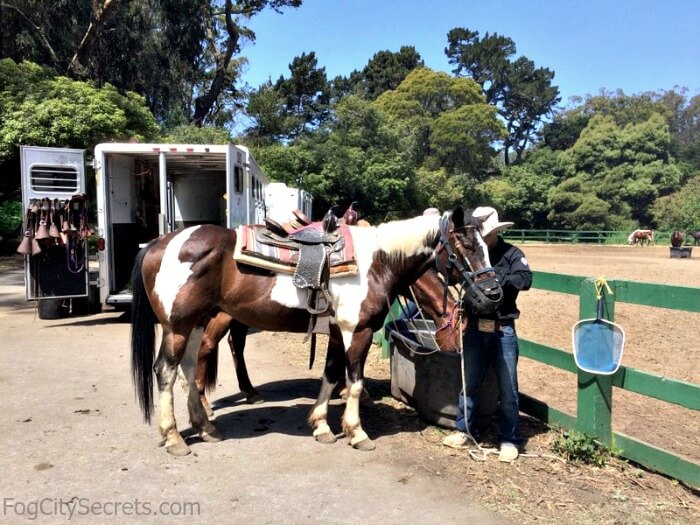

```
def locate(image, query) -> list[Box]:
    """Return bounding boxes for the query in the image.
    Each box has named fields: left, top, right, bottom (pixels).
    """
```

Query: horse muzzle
left=464, top=276, right=503, bottom=316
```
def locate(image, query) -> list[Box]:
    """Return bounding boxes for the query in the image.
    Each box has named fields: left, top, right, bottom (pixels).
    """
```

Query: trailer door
left=20, top=146, right=88, bottom=300
left=226, top=145, right=247, bottom=228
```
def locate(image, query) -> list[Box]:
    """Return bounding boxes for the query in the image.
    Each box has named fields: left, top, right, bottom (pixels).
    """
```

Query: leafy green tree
left=161, top=124, right=232, bottom=144
left=1, top=1, right=303, bottom=127
left=478, top=148, right=568, bottom=228
left=650, top=175, right=700, bottom=232
left=244, top=81, right=297, bottom=143
left=0, top=59, right=158, bottom=200
left=290, top=95, right=417, bottom=221
left=333, top=46, right=424, bottom=101
left=273, top=51, right=330, bottom=138
left=375, top=68, right=504, bottom=177
left=445, top=27, right=560, bottom=164
left=0, top=59, right=158, bottom=161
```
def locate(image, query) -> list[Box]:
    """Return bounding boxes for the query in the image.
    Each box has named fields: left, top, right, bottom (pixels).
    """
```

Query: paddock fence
left=376, top=271, right=700, bottom=487
left=502, top=229, right=679, bottom=245
left=517, top=271, right=698, bottom=487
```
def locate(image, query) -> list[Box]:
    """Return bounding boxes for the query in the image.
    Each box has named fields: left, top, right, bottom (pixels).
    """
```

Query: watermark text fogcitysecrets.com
left=3, top=497, right=201, bottom=520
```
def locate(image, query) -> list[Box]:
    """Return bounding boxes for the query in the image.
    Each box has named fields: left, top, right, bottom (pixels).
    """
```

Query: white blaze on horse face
left=476, top=234, right=493, bottom=269
left=154, top=226, right=201, bottom=320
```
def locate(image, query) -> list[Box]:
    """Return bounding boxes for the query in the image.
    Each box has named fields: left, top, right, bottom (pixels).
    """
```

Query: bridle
left=436, top=212, right=503, bottom=316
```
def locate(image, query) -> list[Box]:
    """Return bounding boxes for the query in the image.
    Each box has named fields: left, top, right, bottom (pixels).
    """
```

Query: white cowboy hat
left=472, top=206, right=514, bottom=237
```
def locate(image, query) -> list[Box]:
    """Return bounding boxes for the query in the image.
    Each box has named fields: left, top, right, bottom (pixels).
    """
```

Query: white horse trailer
left=265, top=182, right=314, bottom=223
left=19, top=143, right=269, bottom=318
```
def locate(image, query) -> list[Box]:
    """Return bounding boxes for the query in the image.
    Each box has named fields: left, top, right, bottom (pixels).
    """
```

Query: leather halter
left=437, top=212, right=503, bottom=316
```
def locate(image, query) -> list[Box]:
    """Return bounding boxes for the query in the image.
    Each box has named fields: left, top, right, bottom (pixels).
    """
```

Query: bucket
left=386, top=320, right=498, bottom=429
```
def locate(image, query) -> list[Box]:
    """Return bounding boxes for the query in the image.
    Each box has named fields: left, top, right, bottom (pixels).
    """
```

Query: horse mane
left=376, top=215, right=441, bottom=261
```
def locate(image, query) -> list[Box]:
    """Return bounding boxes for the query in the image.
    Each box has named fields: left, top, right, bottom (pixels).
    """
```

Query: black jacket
left=489, top=236, right=532, bottom=320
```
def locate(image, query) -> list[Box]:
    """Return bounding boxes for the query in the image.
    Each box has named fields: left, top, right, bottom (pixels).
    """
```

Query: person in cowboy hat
left=442, top=206, right=532, bottom=462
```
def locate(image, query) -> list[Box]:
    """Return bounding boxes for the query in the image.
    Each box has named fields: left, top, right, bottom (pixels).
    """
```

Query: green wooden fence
left=519, top=271, right=699, bottom=487
left=503, top=229, right=678, bottom=244
left=377, top=271, right=699, bottom=486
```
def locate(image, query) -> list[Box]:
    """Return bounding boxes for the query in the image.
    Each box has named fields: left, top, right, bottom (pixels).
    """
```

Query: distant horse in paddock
left=671, top=230, right=684, bottom=248
left=687, top=230, right=700, bottom=246
left=628, top=229, right=654, bottom=247
left=131, top=207, right=502, bottom=455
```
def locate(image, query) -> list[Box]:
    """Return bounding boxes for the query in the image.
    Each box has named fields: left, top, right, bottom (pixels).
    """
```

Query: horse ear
left=451, top=206, right=464, bottom=227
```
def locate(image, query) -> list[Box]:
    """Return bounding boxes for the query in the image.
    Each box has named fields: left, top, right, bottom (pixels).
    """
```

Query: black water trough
left=385, top=319, right=497, bottom=429
left=670, top=247, right=693, bottom=258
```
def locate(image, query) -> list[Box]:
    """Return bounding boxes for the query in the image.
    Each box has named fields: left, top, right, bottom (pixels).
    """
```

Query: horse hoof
left=201, top=429, right=223, bottom=443
left=314, top=432, right=337, bottom=444
left=246, top=393, right=264, bottom=405
left=166, top=441, right=191, bottom=456
left=352, top=438, right=376, bottom=451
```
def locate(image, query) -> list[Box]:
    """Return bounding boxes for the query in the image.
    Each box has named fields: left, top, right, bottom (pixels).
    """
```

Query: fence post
left=576, top=278, right=615, bottom=446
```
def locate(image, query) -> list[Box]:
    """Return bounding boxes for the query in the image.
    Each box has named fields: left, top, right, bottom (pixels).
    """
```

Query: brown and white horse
left=130, top=208, right=502, bottom=455
left=193, top=266, right=464, bottom=415
left=628, top=229, right=654, bottom=246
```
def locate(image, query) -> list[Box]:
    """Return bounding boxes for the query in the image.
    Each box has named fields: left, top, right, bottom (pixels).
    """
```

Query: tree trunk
left=67, top=0, right=120, bottom=77
left=192, top=0, right=240, bottom=127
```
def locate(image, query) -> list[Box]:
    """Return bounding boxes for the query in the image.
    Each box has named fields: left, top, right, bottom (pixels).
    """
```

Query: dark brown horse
left=671, top=230, right=684, bottom=248
left=131, top=208, right=502, bottom=455
left=194, top=266, right=463, bottom=416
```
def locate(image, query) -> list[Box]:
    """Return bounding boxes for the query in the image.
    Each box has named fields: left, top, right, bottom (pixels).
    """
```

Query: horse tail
left=204, top=344, right=219, bottom=393
left=130, top=242, right=158, bottom=424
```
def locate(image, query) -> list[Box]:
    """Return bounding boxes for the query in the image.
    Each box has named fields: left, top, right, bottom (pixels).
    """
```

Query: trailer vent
left=30, top=165, right=79, bottom=193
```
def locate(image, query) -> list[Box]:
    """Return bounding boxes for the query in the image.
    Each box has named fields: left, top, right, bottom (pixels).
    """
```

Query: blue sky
left=239, top=0, right=699, bottom=106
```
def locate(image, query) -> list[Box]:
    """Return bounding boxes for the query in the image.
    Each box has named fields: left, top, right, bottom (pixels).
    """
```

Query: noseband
left=437, top=213, right=503, bottom=316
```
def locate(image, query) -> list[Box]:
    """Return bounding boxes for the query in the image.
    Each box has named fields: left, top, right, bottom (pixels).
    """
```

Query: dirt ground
left=1, top=246, right=698, bottom=524
left=253, top=244, right=700, bottom=524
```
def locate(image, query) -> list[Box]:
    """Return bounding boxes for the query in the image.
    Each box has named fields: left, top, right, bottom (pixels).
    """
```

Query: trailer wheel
left=38, top=298, right=69, bottom=320
left=71, top=286, right=101, bottom=315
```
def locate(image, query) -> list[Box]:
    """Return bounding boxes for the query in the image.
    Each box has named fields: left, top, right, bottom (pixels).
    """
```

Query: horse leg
left=154, top=328, right=193, bottom=456
left=341, top=327, right=375, bottom=451
left=308, top=330, right=345, bottom=444
left=179, top=327, right=222, bottom=444
left=228, top=319, right=263, bottom=404
left=196, top=312, right=232, bottom=418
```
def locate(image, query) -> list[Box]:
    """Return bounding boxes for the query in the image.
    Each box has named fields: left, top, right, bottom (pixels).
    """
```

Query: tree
left=0, top=59, right=158, bottom=161
left=274, top=51, right=330, bottom=138
left=1, top=1, right=303, bottom=127
left=333, top=46, right=424, bottom=101
left=244, top=81, right=296, bottom=143
left=445, top=27, right=560, bottom=164
left=650, top=175, right=700, bottom=232
left=375, top=68, right=505, bottom=177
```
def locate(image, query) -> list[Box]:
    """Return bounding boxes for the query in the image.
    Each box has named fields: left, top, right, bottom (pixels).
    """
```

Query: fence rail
left=519, top=271, right=699, bottom=487
left=376, top=269, right=699, bottom=486
left=502, top=229, right=679, bottom=244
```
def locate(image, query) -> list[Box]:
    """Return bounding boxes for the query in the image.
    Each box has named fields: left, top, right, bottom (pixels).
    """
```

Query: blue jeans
left=455, top=323, right=522, bottom=444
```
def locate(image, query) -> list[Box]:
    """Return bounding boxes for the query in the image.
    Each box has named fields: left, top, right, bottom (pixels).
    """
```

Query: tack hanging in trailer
left=18, top=143, right=277, bottom=318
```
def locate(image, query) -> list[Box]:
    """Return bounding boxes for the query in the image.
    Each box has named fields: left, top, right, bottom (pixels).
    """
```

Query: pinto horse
left=131, top=208, right=502, bottom=455
left=194, top=266, right=463, bottom=415
left=627, top=229, right=654, bottom=247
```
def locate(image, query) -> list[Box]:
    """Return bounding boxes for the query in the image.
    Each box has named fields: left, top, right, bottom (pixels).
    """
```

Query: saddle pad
left=233, top=224, right=358, bottom=277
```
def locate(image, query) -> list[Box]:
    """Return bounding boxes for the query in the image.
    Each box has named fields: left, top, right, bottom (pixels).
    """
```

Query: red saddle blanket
left=233, top=223, right=358, bottom=277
